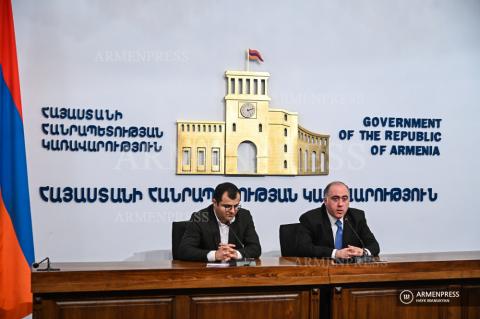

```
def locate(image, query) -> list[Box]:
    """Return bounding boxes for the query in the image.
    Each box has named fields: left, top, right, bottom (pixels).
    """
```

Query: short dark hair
left=324, top=181, right=349, bottom=197
left=213, top=182, right=240, bottom=203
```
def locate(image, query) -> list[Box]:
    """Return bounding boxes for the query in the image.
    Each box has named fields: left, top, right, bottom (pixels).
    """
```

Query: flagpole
left=246, top=49, right=249, bottom=72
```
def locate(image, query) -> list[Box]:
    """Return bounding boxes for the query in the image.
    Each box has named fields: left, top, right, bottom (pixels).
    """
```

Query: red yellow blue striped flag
left=0, top=0, right=35, bottom=318
left=248, top=49, right=264, bottom=62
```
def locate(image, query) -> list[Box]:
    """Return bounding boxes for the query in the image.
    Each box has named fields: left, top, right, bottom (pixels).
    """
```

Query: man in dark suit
left=297, top=181, right=380, bottom=259
left=177, top=182, right=261, bottom=262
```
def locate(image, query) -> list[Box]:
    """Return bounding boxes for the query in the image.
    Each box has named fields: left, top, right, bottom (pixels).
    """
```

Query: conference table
left=32, top=251, right=480, bottom=319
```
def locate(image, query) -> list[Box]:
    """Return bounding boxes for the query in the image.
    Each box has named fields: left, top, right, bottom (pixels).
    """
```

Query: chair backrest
left=279, top=223, right=301, bottom=257
left=171, top=221, right=190, bottom=260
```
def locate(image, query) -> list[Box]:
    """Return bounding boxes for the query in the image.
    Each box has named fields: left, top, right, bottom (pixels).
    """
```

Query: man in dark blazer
left=177, top=182, right=261, bottom=262
left=297, top=181, right=380, bottom=259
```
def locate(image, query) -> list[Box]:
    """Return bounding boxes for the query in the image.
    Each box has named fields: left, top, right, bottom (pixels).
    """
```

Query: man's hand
left=335, top=245, right=364, bottom=259
left=215, top=243, right=237, bottom=261
left=347, top=245, right=364, bottom=256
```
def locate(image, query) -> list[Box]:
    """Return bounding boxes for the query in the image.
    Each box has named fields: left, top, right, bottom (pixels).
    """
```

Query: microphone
left=343, top=217, right=374, bottom=263
left=32, top=257, right=60, bottom=271
left=226, top=221, right=256, bottom=266
left=344, top=217, right=365, bottom=251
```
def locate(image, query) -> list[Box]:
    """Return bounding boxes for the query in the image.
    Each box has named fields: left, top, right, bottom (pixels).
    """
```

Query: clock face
left=240, top=103, right=256, bottom=118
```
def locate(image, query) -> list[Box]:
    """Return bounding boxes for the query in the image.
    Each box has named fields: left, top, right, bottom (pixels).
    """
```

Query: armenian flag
left=248, top=49, right=264, bottom=62
left=0, top=0, right=35, bottom=318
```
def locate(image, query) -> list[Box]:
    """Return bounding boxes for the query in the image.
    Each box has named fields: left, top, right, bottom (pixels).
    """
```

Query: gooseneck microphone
left=344, top=217, right=365, bottom=252
left=343, top=217, right=374, bottom=263
left=226, top=221, right=256, bottom=266
left=32, top=257, right=60, bottom=271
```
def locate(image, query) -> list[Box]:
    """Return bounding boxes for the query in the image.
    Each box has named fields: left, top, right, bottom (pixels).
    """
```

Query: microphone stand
left=227, top=222, right=256, bottom=267
left=32, top=257, right=60, bottom=271
left=334, top=217, right=375, bottom=264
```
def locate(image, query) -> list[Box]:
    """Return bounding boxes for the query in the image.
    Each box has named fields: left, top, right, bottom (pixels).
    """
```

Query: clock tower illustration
left=176, top=51, right=329, bottom=176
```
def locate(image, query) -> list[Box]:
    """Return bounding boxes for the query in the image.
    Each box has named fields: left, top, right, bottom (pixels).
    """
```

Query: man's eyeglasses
left=328, top=196, right=349, bottom=203
left=220, top=204, right=241, bottom=211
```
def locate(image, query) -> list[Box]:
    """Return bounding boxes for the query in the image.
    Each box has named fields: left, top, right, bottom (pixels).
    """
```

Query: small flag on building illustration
left=248, top=49, right=264, bottom=62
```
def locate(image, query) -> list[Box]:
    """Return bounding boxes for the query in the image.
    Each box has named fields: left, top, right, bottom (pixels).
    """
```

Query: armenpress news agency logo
left=399, top=290, right=414, bottom=305
left=399, top=288, right=460, bottom=305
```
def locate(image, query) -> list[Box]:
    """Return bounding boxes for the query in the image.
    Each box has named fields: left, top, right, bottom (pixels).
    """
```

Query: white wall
left=13, top=0, right=480, bottom=261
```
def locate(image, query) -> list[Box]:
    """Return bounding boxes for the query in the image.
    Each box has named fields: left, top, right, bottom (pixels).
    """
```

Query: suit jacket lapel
left=228, top=214, right=241, bottom=246
left=321, top=205, right=335, bottom=248
left=207, top=206, right=221, bottom=248
left=228, top=216, right=245, bottom=250
left=342, top=212, right=353, bottom=247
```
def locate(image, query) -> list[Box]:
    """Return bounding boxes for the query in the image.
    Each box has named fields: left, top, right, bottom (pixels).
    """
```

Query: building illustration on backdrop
left=176, top=69, right=329, bottom=175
